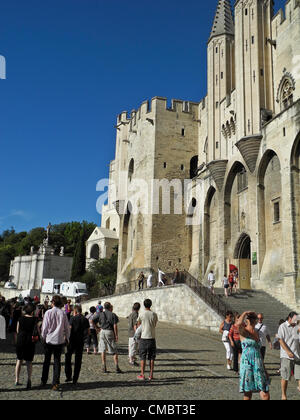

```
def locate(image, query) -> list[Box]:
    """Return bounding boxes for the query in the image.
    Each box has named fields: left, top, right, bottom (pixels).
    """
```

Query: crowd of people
left=0, top=293, right=158, bottom=391
left=219, top=310, right=300, bottom=400
left=1, top=292, right=300, bottom=400
left=208, top=269, right=239, bottom=296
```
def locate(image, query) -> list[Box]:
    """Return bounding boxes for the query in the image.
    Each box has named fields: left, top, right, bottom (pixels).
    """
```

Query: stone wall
left=81, top=284, right=223, bottom=333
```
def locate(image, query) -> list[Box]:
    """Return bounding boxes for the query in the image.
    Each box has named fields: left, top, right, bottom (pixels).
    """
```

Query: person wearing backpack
left=93, top=302, right=122, bottom=374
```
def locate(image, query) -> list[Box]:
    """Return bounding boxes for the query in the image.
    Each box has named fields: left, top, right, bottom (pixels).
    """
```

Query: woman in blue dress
left=237, top=311, right=270, bottom=400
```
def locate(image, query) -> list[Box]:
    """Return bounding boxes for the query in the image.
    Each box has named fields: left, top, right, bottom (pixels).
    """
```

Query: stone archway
left=234, top=233, right=251, bottom=290
left=257, top=150, right=283, bottom=284
left=90, top=244, right=100, bottom=260
left=203, top=186, right=218, bottom=275
left=223, top=161, right=248, bottom=255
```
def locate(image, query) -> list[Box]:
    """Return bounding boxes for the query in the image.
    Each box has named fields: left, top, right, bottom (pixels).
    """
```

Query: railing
left=112, top=271, right=233, bottom=318
left=182, top=271, right=233, bottom=318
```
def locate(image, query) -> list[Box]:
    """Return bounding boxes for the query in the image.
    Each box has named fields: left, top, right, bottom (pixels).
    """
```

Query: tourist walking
left=255, top=313, right=272, bottom=360
left=147, top=273, right=153, bottom=288
left=85, top=306, right=98, bottom=354
left=233, top=271, right=239, bottom=293
left=208, top=270, right=216, bottom=295
left=237, top=311, right=270, bottom=401
left=172, top=268, right=180, bottom=285
left=127, top=302, right=141, bottom=366
left=219, top=311, right=234, bottom=370
left=137, top=299, right=158, bottom=381
left=138, top=272, right=145, bottom=290
left=96, top=301, right=103, bottom=314
left=65, top=305, right=90, bottom=385
left=229, top=314, right=242, bottom=374
left=15, top=304, right=38, bottom=390
left=158, top=268, right=166, bottom=287
left=93, top=302, right=122, bottom=374
left=228, top=273, right=234, bottom=295
left=222, top=274, right=230, bottom=298
left=41, top=295, right=70, bottom=391
left=277, top=312, right=300, bottom=400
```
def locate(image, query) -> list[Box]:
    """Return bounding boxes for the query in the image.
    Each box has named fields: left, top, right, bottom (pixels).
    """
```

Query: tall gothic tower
left=234, top=0, right=274, bottom=139
left=207, top=0, right=235, bottom=162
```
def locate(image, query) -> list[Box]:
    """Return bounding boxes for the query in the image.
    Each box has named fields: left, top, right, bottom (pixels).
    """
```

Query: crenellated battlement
left=272, top=0, right=300, bottom=38
left=116, top=97, right=200, bottom=129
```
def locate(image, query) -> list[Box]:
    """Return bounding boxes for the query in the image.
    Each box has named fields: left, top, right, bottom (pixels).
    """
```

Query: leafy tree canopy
left=0, top=221, right=96, bottom=282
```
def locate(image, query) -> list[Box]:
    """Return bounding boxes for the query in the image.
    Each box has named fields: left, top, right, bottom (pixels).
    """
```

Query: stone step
left=212, top=288, right=293, bottom=336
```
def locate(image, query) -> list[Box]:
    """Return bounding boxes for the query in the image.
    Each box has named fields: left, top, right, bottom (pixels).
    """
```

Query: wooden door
left=239, top=259, right=251, bottom=290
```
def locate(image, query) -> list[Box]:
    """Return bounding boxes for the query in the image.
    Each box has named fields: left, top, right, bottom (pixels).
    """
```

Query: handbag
left=222, top=330, right=229, bottom=342
left=32, top=319, right=39, bottom=343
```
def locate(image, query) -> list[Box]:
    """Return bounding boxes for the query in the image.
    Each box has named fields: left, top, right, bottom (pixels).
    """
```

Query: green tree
left=0, top=245, right=16, bottom=283
left=71, top=227, right=86, bottom=282
left=87, top=248, right=118, bottom=296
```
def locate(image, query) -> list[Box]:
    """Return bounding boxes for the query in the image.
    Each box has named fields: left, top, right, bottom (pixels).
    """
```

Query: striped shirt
left=229, top=324, right=240, bottom=342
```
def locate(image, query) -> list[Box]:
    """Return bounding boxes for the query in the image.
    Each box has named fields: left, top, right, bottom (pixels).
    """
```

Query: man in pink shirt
left=41, top=295, right=70, bottom=391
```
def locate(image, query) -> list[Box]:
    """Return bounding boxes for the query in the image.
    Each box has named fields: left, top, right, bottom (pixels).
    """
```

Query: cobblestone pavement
left=0, top=319, right=299, bottom=401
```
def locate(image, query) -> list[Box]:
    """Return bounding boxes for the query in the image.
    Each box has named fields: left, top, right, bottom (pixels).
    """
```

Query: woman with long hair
left=237, top=311, right=270, bottom=400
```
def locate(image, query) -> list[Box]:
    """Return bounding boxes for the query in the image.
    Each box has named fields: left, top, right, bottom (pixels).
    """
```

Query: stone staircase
left=214, top=288, right=293, bottom=336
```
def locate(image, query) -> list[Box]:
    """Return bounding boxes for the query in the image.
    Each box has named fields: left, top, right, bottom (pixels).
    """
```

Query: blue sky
left=0, top=0, right=286, bottom=233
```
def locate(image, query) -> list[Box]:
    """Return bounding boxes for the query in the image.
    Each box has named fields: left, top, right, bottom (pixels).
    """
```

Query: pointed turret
left=209, top=0, right=234, bottom=41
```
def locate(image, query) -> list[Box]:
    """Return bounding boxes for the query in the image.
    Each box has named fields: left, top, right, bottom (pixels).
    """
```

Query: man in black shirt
left=93, top=302, right=122, bottom=373
left=65, top=305, right=90, bottom=385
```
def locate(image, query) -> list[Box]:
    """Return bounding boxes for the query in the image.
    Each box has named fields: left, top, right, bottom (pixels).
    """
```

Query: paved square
left=0, top=319, right=299, bottom=400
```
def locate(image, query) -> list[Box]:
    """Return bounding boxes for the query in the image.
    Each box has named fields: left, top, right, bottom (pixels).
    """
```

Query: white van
left=60, top=282, right=88, bottom=298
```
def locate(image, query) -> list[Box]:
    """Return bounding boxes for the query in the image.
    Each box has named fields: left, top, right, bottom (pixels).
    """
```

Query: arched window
left=281, top=79, right=294, bottom=109
left=277, top=74, right=295, bottom=111
left=90, top=244, right=100, bottom=260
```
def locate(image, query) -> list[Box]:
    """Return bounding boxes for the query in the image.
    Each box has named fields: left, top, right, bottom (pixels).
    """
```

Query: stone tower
left=207, top=0, right=235, bottom=162
left=235, top=0, right=274, bottom=139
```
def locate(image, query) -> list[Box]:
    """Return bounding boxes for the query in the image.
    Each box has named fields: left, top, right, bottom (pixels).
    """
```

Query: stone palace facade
left=87, top=0, right=300, bottom=310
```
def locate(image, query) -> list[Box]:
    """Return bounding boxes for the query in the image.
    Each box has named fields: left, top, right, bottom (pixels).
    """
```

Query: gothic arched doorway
left=234, top=233, right=251, bottom=290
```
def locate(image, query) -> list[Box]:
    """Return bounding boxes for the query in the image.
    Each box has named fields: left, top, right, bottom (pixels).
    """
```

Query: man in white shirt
left=277, top=312, right=300, bottom=400
left=255, top=313, right=272, bottom=360
left=137, top=299, right=158, bottom=381
left=41, top=295, right=70, bottom=391
left=158, top=269, right=166, bottom=287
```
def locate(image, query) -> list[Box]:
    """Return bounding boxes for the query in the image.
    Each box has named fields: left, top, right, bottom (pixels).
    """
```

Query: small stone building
left=85, top=227, right=118, bottom=269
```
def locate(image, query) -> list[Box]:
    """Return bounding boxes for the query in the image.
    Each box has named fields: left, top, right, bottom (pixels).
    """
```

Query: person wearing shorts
left=137, top=299, right=158, bottom=381
left=127, top=302, right=141, bottom=366
left=277, top=312, right=300, bottom=400
left=222, top=274, right=229, bottom=298
left=93, top=302, right=122, bottom=374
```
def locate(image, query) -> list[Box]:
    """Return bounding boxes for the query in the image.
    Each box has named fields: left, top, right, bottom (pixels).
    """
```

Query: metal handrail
left=88, top=271, right=233, bottom=318
left=182, top=270, right=233, bottom=317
